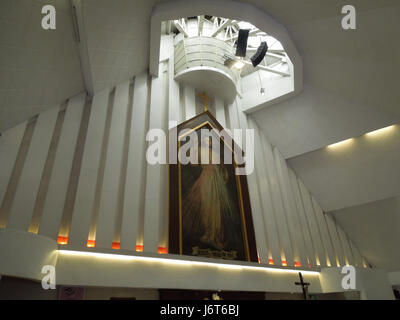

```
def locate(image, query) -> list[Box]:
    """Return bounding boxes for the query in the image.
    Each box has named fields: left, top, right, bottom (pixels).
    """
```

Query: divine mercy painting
left=169, top=111, right=258, bottom=262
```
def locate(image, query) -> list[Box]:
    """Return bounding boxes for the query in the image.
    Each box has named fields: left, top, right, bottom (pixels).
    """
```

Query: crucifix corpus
left=295, top=272, right=311, bottom=300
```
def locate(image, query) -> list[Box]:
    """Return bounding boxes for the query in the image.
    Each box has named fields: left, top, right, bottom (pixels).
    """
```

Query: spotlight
left=250, top=41, right=268, bottom=67
left=224, top=55, right=245, bottom=70
left=232, top=60, right=245, bottom=70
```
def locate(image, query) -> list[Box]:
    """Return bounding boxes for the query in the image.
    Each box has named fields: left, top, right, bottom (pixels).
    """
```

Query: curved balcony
left=174, top=36, right=239, bottom=103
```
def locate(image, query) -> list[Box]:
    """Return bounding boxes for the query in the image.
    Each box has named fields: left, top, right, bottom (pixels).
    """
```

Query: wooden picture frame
left=168, top=111, right=258, bottom=262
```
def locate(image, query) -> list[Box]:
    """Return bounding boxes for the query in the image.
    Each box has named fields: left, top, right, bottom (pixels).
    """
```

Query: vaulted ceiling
left=1, top=0, right=399, bottom=271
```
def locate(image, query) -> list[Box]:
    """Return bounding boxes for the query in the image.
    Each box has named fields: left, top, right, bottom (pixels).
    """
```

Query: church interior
left=0, top=0, right=399, bottom=300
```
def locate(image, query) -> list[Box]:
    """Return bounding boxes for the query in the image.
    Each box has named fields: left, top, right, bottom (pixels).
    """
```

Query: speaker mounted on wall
left=235, top=29, right=250, bottom=57
left=250, top=41, right=268, bottom=67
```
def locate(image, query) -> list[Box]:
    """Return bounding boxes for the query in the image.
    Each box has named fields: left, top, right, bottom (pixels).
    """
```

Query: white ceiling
left=0, top=0, right=84, bottom=131
left=81, top=0, right=152, bottom=93
left=1, top=0, right=399, bottom=270
left=330, top=196, right=400, bottom=272
left=252, top=84, right=399, bottom=159
left=288, top=125, right=400, bottom=211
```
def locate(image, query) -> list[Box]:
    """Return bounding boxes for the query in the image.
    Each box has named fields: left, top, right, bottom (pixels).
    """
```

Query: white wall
left=0, top=228, right=58, bottom=281
left=0, top=34, right=365, bottom=272
left=388, top=271, right=400, bottom=286
left=320, top=267, right=395, bottom=300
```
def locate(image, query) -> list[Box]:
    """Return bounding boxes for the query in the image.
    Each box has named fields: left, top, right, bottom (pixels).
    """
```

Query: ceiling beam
left=70, top=0, right=94, bottom=96
left=174, top=19, right=188, bottom=37
left=225, top=28, right=263, bottom=42
left=242, top=60, right=290, bottom=76
left=198, top=15, right=204, bottom=36
left=167, top=20, right=172, bottom=34
left=246, top=49, right=286, bottom=60
left=211, top=18, right=231, bottom=37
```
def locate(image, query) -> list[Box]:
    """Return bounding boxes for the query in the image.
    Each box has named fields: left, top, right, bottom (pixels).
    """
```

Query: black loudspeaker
left=235, top=29, right=250, bottom=57
left=250, top=41, right=268, bottom=67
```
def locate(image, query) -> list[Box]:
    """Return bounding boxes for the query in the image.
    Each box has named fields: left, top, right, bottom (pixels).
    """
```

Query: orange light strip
left=73, top=240, right=167, bottom=253
left=57, top=236, right=68, bottom=245
left=86, top=240, right=95, bottom=248
left=269, top=259, right=274, bottom=265
left=294, top=261, right=301, bottom=267
left=112, top=242, right=120, bottom=250
left=158, top=247, right=168, bottom=254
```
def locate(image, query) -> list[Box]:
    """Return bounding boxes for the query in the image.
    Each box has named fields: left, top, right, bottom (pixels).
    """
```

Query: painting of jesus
left=179, top=126, right=248, bottom=261
left=169, top=111, right=257, bottom=263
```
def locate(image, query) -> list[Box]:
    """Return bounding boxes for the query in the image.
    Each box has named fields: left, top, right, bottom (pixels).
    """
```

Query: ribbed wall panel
left=0, top=69, right=367, bottom=269
left=249, top=119, right=282, bottom=264
left=39, top=93, right=86, bottom=239
left=0, top=122, right=27, bottom=210
left=325, top=213, right=345, bottom=266
left=69, top=89, right=110, bottom=247
left=274, top=147, right=308, bottom=267
left=143, top=64, right=166, bottom=253
left=120, top=73, right=149, bottom=251
left=311, top=197, right=337, bottom=267
left=215, top=97, right=227, bottom=128
left=298, top=179, right=327, bottom=267
left=262, top=142, right=294, bottom=265
left=184, top=84, right=196, bottom=120
left=95, top=82, right=131, bottom=249
left=337, top=224, right=355, bottom=266
left=7, top=107, right=59, bottom=231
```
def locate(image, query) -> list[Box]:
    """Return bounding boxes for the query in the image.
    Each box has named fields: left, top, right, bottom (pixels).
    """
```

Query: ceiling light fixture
left=365, top=125, right=396, bottom=137
left=232, top=60, right=245, bottom=70
left=327, top=138, right=354, bottom=149
left=224, top=55, right=245, bottom=70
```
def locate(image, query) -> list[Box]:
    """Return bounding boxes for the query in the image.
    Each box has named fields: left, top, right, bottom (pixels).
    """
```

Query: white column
left=39, top=93, right=86, bottom=239
left=288, top=168, right=316, bottom=267
left=350, top=240, right=364, bottom=267
left=143, top=65, right=165, bottom=253
left=298, top=179, right=327, bottom=267
left=337, top=224, right=355, bottom=266
left=325, top=213, right=346, bottom=266
left=159, top=68, right=169, bottom=250
left=235, top=105, right=269, bottom=261
left=168, top=51, right=180, bottom=128
left=184, top=84, right=196, bottom=120
left=311, top=197, right=337, bottom=267
left=68, top=89, right=110, bottom=248
left=214, top=97, right=226, bottom=128
left=7, top=106, right=59, bottom=230
left=227, top=98, right=240, bottom=130
left=95, top=82, right=130, bottom=249
left=119, top=73, right=149, bottom=251
left=0, top=122, right=26, bottom=208
left=261, top=141, right=294, bottom=266
left=249, top=119, right=281, bottom=264
left=274, top=148, right=308, bottom=267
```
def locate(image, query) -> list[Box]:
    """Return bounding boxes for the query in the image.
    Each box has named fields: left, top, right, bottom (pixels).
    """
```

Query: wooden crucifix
left=295, top=272, right=311, bottom=300
left=198, top=91, right=211, bottom=112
